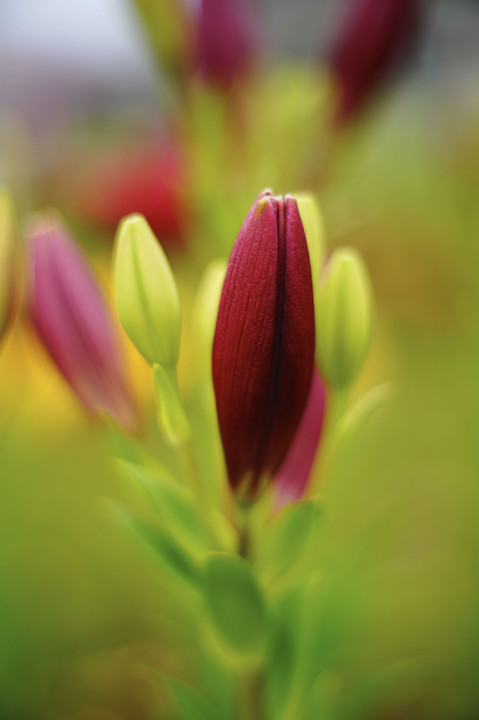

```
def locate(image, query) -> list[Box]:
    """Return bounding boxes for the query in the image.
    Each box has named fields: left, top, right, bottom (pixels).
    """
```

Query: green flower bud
left=295, top=193, right=325, bottom=291
left=190, top=258, right=227, bottom=381
left=316, top=247, right=373, bottom=388
left=114, top=214, right=181, bottom=367
left=0, top=188, right=17, bottom=349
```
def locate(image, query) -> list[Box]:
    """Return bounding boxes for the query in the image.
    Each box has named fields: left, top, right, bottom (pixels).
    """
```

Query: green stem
left=310, top=386, right=348, bottom=496
left=235, top=506, right=266, bottom=720
left=236, top=503, right=253, bottom=559
left=239, top=665, right=265, bottom=720
left=165, top=365, right=222, bottom=549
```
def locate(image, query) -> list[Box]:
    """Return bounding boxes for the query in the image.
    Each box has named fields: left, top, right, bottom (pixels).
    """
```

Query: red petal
left=274, top=369, right=327, bottom=509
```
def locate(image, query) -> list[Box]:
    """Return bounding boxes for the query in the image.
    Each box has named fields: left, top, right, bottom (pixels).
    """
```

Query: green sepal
left=203, top=552, right=267, bottom=662
left=153, top=364, right=190, bottom=445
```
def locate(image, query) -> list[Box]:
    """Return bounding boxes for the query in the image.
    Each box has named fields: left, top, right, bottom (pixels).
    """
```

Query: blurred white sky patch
left=0, top=0, right=154, bottom=80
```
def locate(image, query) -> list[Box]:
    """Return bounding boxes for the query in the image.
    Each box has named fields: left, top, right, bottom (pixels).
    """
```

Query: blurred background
left=1, top=0, right=479, bottom=718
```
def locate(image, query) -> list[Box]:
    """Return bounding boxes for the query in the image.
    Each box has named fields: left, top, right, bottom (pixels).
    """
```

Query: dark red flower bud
left=330, top=0, right=421, bottom=126
left=213, top=191, right=315, bottom=502
left=195, top=0, right=256, bottom=91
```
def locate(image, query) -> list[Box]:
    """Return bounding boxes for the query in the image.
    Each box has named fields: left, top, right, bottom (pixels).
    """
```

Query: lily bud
left=330, top=0, right=421, bottom=126
left=275, top=369, right=327, bottom=510
left=190, top=258, right=227, bottom=382
left=195, top=0, right=256, bottom=91
left=213, top=191, right=315, bottom=502
left=295, top=193, right=326, bottom=293
left=29, top=215, right=138, bottom=432
left=114, top=214, right=181, bottom=368
left=0, top=188, right=17, bottom=350
left=316, top=247, right=373, bottom=388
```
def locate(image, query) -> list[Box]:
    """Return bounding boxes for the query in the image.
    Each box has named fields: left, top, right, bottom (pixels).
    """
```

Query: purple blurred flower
left=195, top=0, right=256, bottom=91
left=330, top=0, right=421, bottom=126
left=274, top=369, right=326, bottom=510
left=29, top=216, right=138, bottom=432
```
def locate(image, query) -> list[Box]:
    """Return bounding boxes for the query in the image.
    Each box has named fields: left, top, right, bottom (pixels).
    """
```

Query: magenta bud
left=330, top=0, right=421, bottom=126
left=195, top=0, right=256, bottom=91
left=29, top=215, right=138, bottom=433
left=213, top=191, right=316, bottom=503
left=274, top=369, right=326, bottom=510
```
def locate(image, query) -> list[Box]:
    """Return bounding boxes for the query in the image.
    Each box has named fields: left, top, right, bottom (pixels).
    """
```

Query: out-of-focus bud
left=329, top=0, right=421, bottom=126
left=190, top=259, right=227, bottom=381
left=195, top=0, right=256, bottom=91
left=316, top=247, right=373, bottom=388
left=114, top=214, right=181, bottom=368
left=296, top=193, right=326, bottom=292
left=0, top=188, right=17, bottom=350
left=275, top=370, right=327, bottom=509
left=213, top=191, right=316, bottom=503
left=29, top=215, right=138, bottom=432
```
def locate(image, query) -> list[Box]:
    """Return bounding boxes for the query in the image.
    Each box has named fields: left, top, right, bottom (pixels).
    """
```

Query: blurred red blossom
left=49, top=140, right=188, bottom=249
left=195, top=0, right=257, bottom=91
left=330, top=0, right=422, bottom=126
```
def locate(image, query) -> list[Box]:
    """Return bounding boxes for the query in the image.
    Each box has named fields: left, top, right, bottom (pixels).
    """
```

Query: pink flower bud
left=29, top=216, right=138, bottom=432
left=213, top=191, right=315, bottom=502
left=195, top=0, right=256, bottom=91
left=330, top=0, right=421, bottom=126
left=274, top=369, right=326, bottom=510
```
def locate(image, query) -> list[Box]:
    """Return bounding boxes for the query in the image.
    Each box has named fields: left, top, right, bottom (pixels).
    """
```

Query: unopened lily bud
left=316, top=247, right=373, bottom=388
left=195, top=0, right=256, bottom=91
left=29, top=215, right=138, bottom=432
left=114, top=214, right=181, bottom=368
left=329, top=0, right=421, bottom=126
left=213, top=191, right=315, bottom=503
left=0, top=188, right=17, bottom=350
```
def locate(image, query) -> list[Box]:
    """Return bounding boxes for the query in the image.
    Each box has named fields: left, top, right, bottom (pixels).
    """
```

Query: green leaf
left=170, top=679, right=222, bottom=720
left=103, top=414, right=149, bottom=464
left=339, top=382, right=393, bottom=442
left=203, top=552, right=267, bottom=662
left=153, top=364, right=191, bottom=445
left=114, top=459, right=209, bottom=554
left=112, top=503, right=199, bottom=586
left=267, top=574, right=312, bottom=720
left=257, top=500, right=321, bottom=585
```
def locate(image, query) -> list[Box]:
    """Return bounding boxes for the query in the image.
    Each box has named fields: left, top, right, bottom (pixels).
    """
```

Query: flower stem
left=236, top=503, right=252, bottom=558
left=239, top=665, right=265, bottom=720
